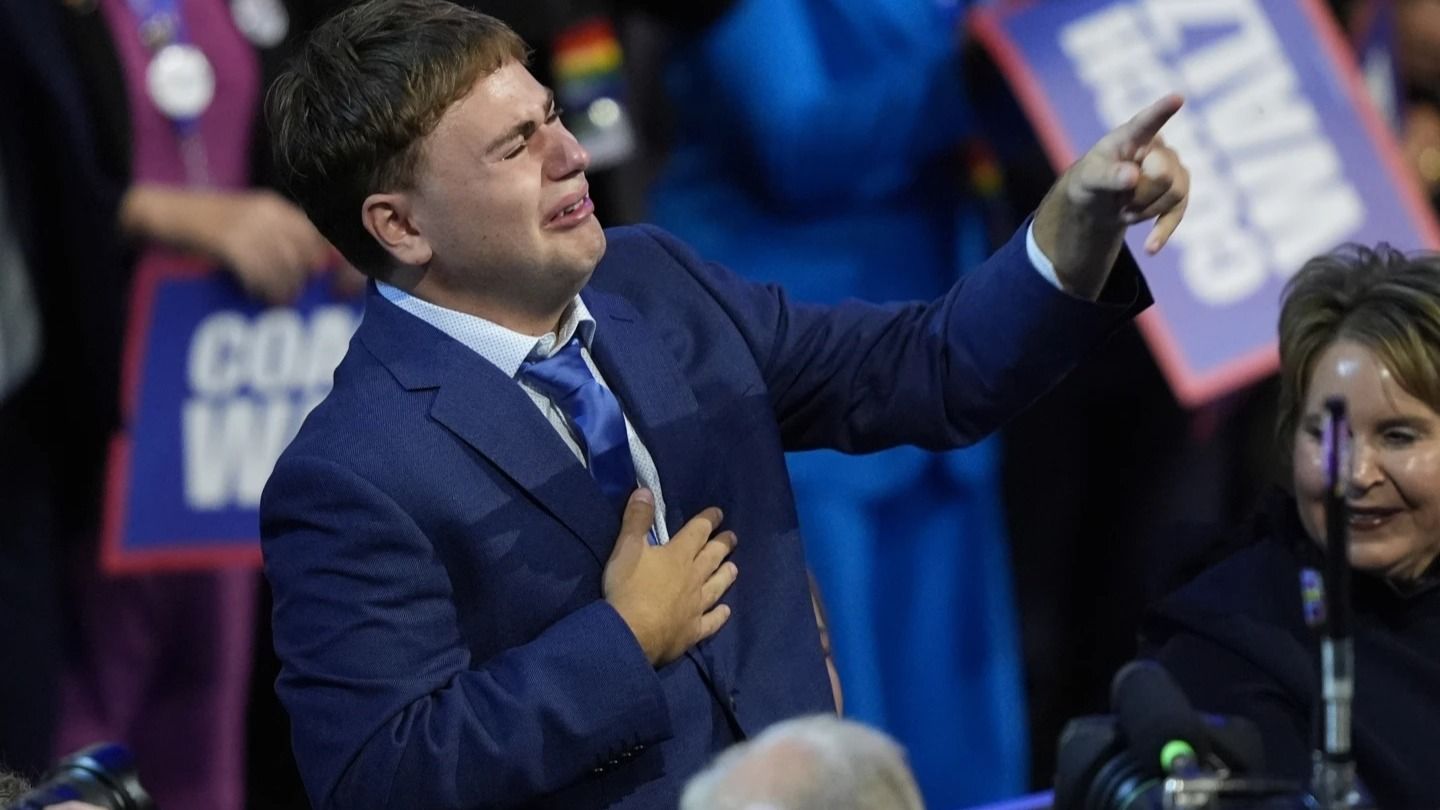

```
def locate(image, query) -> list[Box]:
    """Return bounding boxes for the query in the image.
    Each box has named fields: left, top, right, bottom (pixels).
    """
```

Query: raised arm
left=639, top=222, right=1144, bottom=453
left=634, top=96, right=1187, bottom=451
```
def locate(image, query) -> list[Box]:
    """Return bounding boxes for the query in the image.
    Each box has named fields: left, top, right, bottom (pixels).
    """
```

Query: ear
left=361, top=192, right=433, bottom=268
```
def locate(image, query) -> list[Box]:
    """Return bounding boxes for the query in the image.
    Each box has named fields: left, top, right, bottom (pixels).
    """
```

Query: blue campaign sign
left=103, top=257, right=362, bottom=573
left=971, top=0, right=1440, bottom=405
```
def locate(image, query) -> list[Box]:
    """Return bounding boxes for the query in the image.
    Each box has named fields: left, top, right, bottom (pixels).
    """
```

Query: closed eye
left=1382, top=428, right=1419, bottom=447
left=500, top=104, right=563, bottom=161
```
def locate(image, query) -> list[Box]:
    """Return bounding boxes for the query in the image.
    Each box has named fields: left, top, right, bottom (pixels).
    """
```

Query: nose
left=545, top=120, right=590, bottom=180
left=1346, top=439, right=1385, bottom=496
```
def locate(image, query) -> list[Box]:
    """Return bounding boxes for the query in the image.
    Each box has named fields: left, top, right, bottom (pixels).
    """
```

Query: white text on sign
left=1060, top=0, right=1365, bottom=305
left=183, top=305, right=359, bottom=510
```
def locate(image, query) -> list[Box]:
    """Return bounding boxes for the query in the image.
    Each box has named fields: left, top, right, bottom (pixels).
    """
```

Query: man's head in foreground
left=680, top=715, right=926, bottom=810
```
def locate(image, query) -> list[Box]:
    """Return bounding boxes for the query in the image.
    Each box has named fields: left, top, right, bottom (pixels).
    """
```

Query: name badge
left=146, top=42, right=215, bottom=121
left=231, top=0, right=289, bottom=49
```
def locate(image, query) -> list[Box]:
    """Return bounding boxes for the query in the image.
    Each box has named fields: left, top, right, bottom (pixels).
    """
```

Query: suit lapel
left=359, top=288, right=617, bottom=567
left=584, top=289, right=739, bottom=688
left=361, top=285, right=738, bottom=686
left=582, top=289, right=708, bottom=535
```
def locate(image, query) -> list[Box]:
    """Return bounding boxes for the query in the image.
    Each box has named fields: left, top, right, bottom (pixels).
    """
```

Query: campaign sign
left=102, top=258, right=362, bottom=573
left=971, top=0, right=1440, bottom=405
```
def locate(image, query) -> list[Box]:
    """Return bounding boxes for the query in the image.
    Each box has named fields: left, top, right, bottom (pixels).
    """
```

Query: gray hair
left=0, top=768, right=31, bottom=804
left=680, top=715, right=925, bottom=810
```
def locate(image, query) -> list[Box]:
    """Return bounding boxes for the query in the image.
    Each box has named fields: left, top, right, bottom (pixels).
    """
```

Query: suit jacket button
left=729, top=695, right=739, bottom=712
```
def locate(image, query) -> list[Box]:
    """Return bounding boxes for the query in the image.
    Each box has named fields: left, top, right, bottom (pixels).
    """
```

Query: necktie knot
left=518, top=337, right=592, bottom=402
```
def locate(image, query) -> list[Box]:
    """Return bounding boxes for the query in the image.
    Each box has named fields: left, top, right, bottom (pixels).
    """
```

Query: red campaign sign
left=970, top=0, right=1440, bottom=406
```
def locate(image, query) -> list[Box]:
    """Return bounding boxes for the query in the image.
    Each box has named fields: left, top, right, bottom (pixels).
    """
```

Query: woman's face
left=1294, top=340, right=1440, bottom=580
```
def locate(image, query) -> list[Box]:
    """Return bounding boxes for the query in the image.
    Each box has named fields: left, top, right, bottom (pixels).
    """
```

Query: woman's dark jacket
left=1143, top=492, right=1440, bottom=808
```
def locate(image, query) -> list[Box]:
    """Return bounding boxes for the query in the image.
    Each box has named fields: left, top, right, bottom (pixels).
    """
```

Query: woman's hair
left=1276, top=243, right=1440, bottom=456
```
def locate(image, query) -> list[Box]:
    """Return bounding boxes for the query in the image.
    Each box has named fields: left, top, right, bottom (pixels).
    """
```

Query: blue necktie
left=520, top=337, right=639, bottom=516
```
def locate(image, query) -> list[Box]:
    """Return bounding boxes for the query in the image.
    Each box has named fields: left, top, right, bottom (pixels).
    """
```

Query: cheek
left=469, top=199, right=536, bottom=253
left=1391, top=445, right=1440, bottom=526
left=1292, top=439, right=1326, bottom=540
left=1292, top=440, right=1326, bottom=497
left=1394, top=445, right=1440, bottom=484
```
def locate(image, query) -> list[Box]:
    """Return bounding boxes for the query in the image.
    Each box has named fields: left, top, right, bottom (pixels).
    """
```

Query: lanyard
left=127, top=0, right=189, bottom=50
left=126, top=0, right=214, bottom=184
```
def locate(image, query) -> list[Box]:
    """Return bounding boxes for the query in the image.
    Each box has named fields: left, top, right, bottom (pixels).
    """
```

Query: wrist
left=120, top=185, right=234, bottom=262
left=118, top=185, right=168, bottom=241
left=607, top=597, right=664, bottom=667
left=1033, top=185, right=1125, bottom=300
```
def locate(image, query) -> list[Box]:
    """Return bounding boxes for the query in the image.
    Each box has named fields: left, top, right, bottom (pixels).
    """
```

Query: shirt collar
left=376, top=281, right=596, bottom=378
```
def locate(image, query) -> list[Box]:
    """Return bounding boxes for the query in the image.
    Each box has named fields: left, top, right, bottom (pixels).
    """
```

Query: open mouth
left=546, top=192, right=593, bottom=227
left=1347, top=506, right=1401, bottom=531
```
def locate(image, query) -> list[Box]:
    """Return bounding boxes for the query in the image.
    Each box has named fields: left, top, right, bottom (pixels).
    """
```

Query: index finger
left=1111, top=94, right=1184, bottom=155
left=674, top=506, right=724, bottom=552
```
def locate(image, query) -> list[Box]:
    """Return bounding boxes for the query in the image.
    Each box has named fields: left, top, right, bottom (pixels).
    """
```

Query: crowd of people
left=1, top=1, right=1438, bottom=809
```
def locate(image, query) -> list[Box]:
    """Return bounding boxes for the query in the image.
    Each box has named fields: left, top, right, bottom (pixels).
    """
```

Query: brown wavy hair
left=1277, top=243, right=1440, bottom=460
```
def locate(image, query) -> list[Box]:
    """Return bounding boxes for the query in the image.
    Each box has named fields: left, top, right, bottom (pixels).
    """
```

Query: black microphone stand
left=1310, top=397, right=1364, bottom=810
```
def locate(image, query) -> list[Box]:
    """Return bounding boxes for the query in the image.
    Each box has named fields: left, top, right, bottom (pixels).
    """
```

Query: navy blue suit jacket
left=260, top=224, right=1144, bottom=809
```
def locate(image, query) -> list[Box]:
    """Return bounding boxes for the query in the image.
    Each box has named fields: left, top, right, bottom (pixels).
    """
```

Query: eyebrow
left=1300, top=413, right=1433, bottom=431
left=484, top=89, right=557, bottom=157
left=1376, top=416, right=1432, bottom=431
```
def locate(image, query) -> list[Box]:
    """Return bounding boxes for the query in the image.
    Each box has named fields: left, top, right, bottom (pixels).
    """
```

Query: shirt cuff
left=1026, top=222, right=1063, bottom=290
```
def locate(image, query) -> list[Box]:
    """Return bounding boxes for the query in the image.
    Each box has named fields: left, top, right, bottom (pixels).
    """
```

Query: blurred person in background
left=0, top=0, right=127, bottom=780
left=647, top=2, right=1029, bottom=802
left=1144, top=244, right=1440, bottom=809
left=34, top=0, right=343, bottom=807
left=680, top=716, right=925, bottom=810
left=1392, top=0, right=1440, bottom=205
left=1332, top=0, right=1440, bottom=206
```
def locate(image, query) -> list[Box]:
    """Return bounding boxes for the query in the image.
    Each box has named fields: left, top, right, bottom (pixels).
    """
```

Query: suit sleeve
left=261, top=454, right=672, bottom=810
left=636, top=223, right=1148, bottom=453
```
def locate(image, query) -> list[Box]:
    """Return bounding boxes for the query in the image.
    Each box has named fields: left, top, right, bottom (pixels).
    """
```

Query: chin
left=568, top=230, right=606, bottom=280
left=1349, top=546, right=1415, bottom=579
left=579, top=219, right=606, bottom=261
